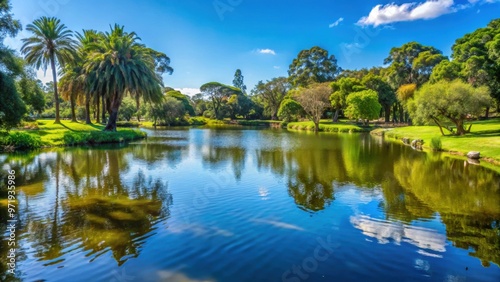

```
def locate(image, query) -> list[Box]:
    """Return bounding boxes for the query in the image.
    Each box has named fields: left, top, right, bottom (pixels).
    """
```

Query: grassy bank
left=0, top=120, right=146, bottom=151
left=287, top=120, right=373, bottom=133
left=140, top=118, right=282, bottom=128
left=373, top=118, right=500, bottom=164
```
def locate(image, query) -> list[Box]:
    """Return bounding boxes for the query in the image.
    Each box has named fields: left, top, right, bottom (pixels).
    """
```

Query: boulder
left=467, top=151, right=480, bottom=159
left=402, top=137, right=410, bottom=145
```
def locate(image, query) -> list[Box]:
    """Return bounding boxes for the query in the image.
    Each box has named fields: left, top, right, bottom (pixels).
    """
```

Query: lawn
left=378, top=118, right=500, bottom=163
left=0, top=120, right=146, bottom=151
left=287, top=119, right=373, bottom=133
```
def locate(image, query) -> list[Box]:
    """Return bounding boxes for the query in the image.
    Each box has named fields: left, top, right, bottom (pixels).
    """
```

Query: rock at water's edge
left=467, top=151, right=480, bottom=159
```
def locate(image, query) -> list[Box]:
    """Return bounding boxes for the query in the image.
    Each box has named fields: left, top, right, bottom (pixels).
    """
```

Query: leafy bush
left=63, top=130, right=146, bottom=146
left=1, top=132, right=42, bottom=150
left=430, top=136, right=442, bottom=151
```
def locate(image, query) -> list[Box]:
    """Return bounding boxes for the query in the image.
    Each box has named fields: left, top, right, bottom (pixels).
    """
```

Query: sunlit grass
left=380, top=118, right=500, bottom=163
left=0, top=119, right=146, bottom=150
left=287, top=119, right=373, bottom=132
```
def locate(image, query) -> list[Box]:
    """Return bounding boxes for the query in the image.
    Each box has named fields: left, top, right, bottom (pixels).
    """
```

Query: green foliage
left=330, top=77, right=365, bottom=121
left=119, top=97, right=137, bottom=121
left=344, top=89, right=382, bottom=124
left=165, top=90, right=195, bottom=115
left=451, top=18, right=500, bottom=106
left=277, top=98, right=303, bottom=122
left=21, top=16, right=78, bottom=123
left=0, top=72, right=27, bottom=130
left=200, top=82, right=242, bottom=120
left=0, top=131, right=42, bottom=150
left=232, top=69, right=247, bottom=94
left=288, top=46, right=340, bottom=87
left=410, top=80, right=492, bottom=135
left=63, top=129, right=146, bottom=146
left=294, top=83, right=332, bottom=132
left=429, top=60, right=461, bottom=83
left=83, top=25, right=169, bottom=131
left=252, top=77, right=290, bottom=120
left=384, top=41, right=446, bottom=88
left=430, top=136, right=442, bottom=151
left=148, top=97, right=185, bottom=126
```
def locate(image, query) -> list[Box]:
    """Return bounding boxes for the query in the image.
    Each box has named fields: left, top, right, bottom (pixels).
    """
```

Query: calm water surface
left=1, top=128, right=499, bottom=282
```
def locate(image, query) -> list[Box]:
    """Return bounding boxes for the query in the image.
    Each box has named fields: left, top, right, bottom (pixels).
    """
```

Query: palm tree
left=21, top=17, right=77, bottom=124
left=84, top=25, right=169, bottom=131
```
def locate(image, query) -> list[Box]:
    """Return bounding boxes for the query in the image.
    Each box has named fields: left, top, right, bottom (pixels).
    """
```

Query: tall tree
left=330, top=77, right=365, bottom=122
left=251, top=77, right=290, bottom=120
left=0, top=0, right=25, bottom=130
left=451, top=19, right=500, bottom=115
left=200, top=82, right=241, bottom=120
left=21, top=17, right=77, bottom=124
left=344, top=90, right=382, bottom=125
left=288, top=46, right=341, bottom=88
left=409, top=80, right=491, bottom=136
left=362, top=74, right=396, bottom=123
left=232, top=69, right=247, bottom=94
left=384, top=42, right=446, bottom=88
left=294, top=83, right=332, bottom=132
left=83, top=25, right=169, bottom=131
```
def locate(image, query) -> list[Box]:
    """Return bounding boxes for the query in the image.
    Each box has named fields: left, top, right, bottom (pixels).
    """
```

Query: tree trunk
left=392, top=104, right=398, bottom=123
left=96, top=96, right=100, bottom=124
left=399, top=105, right=404, bottom=124
left=384, top=104, right=391, bottom=123
left=70, top=97, right=77, bottom=122
left=455, top=119, right=466, bottom=136
left=102, top=96, right=107, bottom=123
left=333, top=107, right=340, bottom=122
left=85, top=93, right=92, bottom=124
left=484, top=107, right=490, bottom=119
left=431, top=116, right=446, bottom=136
left=104, top=95, right=122, bottom=131
left=50, top=54, right=61, bottom=124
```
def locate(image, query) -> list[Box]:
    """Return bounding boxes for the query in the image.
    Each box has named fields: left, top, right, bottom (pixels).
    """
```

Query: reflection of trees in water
left=393, top=155, right=500, bottom=267
left=130, top=143, right=188, bottom=169
left=201, top=146, right=246, bottom=180
left=0, top=148, right=172, bottom=270
left=254, top=133, right=500, bottom=266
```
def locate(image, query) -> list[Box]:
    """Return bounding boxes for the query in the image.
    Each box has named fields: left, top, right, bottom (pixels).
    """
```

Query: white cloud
left=273, top=66, right=280, bottom=69
left=358, top=0, right=500, bottom=26
left=329, top=17, right=344, bottom=28
left=257, top=49, right=276, bottom=55
left=357, top=0, right=455, bottom=27
left=174, top=88, right=200, bottom=96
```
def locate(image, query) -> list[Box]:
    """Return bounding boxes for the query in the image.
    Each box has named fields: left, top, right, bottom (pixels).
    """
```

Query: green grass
left=0, top=120, right=146, bottom=151
left=287, top=120, right=373, bottom=133
left=378, top=118, right=500, bottom=164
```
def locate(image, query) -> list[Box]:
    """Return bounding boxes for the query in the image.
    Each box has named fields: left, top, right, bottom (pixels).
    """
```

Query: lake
left=1, top=127, right=499, bottom=282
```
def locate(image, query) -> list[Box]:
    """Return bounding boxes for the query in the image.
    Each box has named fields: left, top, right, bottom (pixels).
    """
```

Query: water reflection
left=0, top=147, right=172, bottom=281
left=0, top=128, right=499, bottom=281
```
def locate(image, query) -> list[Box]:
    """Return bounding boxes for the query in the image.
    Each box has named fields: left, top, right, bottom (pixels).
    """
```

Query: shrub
left=1, top=132, right=42, bottom=150
left=430, top=136, right=442, bottom=151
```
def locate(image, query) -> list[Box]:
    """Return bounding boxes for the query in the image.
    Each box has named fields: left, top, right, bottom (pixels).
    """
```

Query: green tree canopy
left=362, top=73, right=396, bottom=123
left=83, top=24, right=168, bottom=131
left=200, top=82, right=241, bottom=120
left=409, top=80, right=491, bottom=135
left=277, top=98, right=304, bottom=122
left=344, top=89, right=382, bottom=125
left=451, top=18, right=500, bottom=111
left=251, top=77, right=290, bottom=120
left=294, top=83, right=332, bottom=132
left=330, top=77, right=365, bottom=122
left=165, top=90, right=195, bottom=116
left=21, top=16, right=77, bottom=124
left=384, top=41, right=446, bottom=88
left=288, top=46, right=341, bottom=88
left=232, top=69, right=247, bottom=94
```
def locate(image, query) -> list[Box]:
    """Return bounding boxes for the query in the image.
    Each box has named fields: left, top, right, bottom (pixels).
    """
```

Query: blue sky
left=5, top=0, right=500, bottom=95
